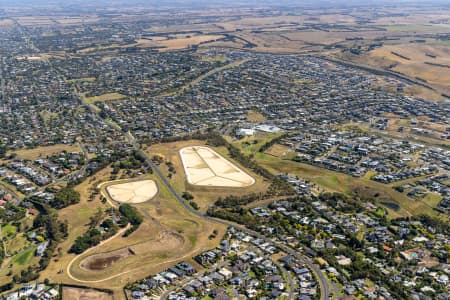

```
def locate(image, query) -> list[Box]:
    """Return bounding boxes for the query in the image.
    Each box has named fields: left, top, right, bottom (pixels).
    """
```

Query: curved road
left=125, top=133, right=330, bottom=300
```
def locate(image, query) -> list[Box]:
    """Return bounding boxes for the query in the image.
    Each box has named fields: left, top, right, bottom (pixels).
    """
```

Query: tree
left=50, top=187, right=80, bottom=209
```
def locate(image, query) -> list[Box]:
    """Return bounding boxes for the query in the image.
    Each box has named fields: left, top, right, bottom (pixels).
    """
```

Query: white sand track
left=106, top=180, right=158, bottom=203
left=179, top=146, right=255, bottom=187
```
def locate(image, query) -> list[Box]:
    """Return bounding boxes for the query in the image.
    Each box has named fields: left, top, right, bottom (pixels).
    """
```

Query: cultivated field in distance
left=180, top=146, right=255, bottom=187
left=106, top=179, right=158, bottom=204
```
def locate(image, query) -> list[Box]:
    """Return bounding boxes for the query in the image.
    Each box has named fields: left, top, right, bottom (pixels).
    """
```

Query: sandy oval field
left=179, top=146, right=255, bottom=187
left=106, top=180, right=158, bottom=204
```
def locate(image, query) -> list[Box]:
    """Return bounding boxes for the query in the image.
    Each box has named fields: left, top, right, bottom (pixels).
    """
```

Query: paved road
left=158, top=260, right=228, bottom=300
left=125, top=134, right=330, bottom=300
left=274, top=260, right=295, bottom=300
left=101, top=115, right=331, bottom=300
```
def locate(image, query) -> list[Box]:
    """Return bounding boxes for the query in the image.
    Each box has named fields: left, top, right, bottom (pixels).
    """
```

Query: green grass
left=231, top=132, right=284, bottom=156
left=13, top=246, right=37, bottom=266
left=1, top=224, right=17, bottom=237
left=422, top=192, right=443, bottom=209
left=254, top=152, right=447, bottom=220
left=356, top=225, right=366, bottom=242
left=188, top=235, right=197, bottom=246
left=0, top=180, right=26, bottom=199
left=363, top=170, right=377, bottom=180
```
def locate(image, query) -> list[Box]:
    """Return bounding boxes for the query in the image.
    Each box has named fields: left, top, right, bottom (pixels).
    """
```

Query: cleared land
left=246, top=110, right=267, bottom=122
left=82, top=93, right=126, bottom=104
left=341, top=43, right=450, bottom=98
left=180, top=146, right=255, bottom=187
left=37, top=165, right=225, bottom=296
left=61, top=171, right=225, bottom=291
left=8, top=144, right=81, bottom=160
left=147, top=140, right=270, bottom=212
left=62, top=287, right=113, bottom=300
left=106, top=179, right=158, bottom=204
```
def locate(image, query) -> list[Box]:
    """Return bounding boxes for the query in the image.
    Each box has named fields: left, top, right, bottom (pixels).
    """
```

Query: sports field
left=106, top=180, right=158, bottom=204
left=180, top=146, right=255, bottom=187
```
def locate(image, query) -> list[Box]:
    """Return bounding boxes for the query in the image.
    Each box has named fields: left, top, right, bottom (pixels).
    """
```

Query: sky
left=0, top=0, right=448, bottom=10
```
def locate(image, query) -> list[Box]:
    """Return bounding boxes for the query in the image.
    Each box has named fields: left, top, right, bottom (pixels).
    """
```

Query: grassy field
left=228, top=132, right=285, bottom=156
left=67, top=171, right=225, bottom=289
left=147, top=139, right=271, bottom=212
left=66, top=77, right=96, bottom=83
left=38, top=164, right=225, bottom=296
left=246, top=110, right=267, bottom=122
left=8, top=144, right=81, bottom=160
left=252, top=151, right=446, bottom=220
left=1, top=224, right=16, bottom=237
left=6, top=233, right=29, bottom=255
left=342, top=43, right=450, bottom=97
left=38, top=167, right=115, bottom=286
left=264, top=144, right=293, bottom=158
left=12, top=246, right=37, bottom=266
left=382, top=25, right=449, bottom=32
left=133, top=34, right=225, bottom=51
left=82, top=93, right=126, bottom=104
left=0, top=244, right=39, bottom=285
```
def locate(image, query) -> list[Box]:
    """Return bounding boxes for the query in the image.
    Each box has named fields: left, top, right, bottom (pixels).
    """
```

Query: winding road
left=83, top=80, right=331, bottom=299
left=124, top=132, right=331, bottom=300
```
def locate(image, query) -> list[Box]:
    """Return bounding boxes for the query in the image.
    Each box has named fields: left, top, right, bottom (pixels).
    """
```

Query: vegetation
left=258, top=133, right=289, bottom=153
left=69, top=219, right=118, bottom=254
left=119, top=204, right=143, bottom=236
left=49, top=187, right=81, bottom=209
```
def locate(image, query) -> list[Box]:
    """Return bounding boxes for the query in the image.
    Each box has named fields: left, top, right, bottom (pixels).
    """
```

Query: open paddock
left=78, top=230, right=184, bottom=272
left=60, top=171, right=226, bottom=288
left=8, top=144, right=81, bottom=160
left=134, top=34, right=225, bottom=51
left=62, top=287, right=113, bottom=300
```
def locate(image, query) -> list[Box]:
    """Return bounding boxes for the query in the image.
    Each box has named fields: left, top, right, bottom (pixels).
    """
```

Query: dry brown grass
left=362, top=44, right=450, bottom=94
left=147, top=140, right=270, bottom=212
left=283, top=30, right=387, bottom=45
left=83, top=93, right=126, bottom=104
left=246, top=110, right=267, bottom=123
left=9, top=144, right=81, bottom=160
left=135, top=34, right=224, bottom=51
left=264, top=144, right=292, bottom=158
left=39, top=167, right=114, bottom=284
left=254, top=152, right=447, bottom=220
left=39, top=165, right=225, bottom=294
left=62, top=287, right=113, bottom=300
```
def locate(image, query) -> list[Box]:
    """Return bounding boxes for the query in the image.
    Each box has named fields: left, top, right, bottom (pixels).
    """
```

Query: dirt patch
left=79, top=231, right=184, bottom=271
left=130, top=230, right=184, bottom=255
left=106, top=179, right=158, bottom=204
left=180, top=146, right=255, bottom=187
left=62, top=287, right=113, bottom=300
left=80, top=248, right=135, bottom=271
